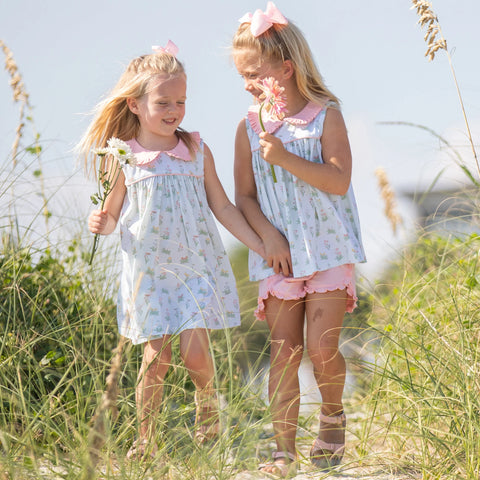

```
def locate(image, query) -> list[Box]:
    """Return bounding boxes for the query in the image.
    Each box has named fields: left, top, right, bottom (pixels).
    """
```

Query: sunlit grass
left=2, top=4, right=480, bottom=476
left=356, top=231, right=480, bottom=479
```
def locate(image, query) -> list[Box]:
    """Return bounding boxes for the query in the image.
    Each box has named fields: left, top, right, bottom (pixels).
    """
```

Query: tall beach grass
left=1, top=1, right=479, bottom=476
left=354, top=3, right=480, bottom=478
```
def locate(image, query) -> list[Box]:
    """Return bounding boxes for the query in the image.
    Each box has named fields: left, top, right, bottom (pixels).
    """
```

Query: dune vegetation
left=0, top=2, right=479, bottom=478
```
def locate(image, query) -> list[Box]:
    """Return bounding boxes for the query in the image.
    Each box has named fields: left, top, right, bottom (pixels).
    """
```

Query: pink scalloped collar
left=247, top=102, right=324, bottom=134
left=126, top=132, right=200, bottom=165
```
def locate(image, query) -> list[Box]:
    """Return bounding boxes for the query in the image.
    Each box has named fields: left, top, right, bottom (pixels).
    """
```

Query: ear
left=126, top=97, right=139, bottom=114
left=282, top=60, right=295, bottom=80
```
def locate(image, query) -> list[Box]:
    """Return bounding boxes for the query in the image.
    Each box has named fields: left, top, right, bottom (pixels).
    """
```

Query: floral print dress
left=117, top=134, right=240, bottom=344
left=245, top=102, right=366, bottom=282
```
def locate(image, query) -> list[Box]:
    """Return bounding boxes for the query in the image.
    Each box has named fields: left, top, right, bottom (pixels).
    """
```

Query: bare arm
left=259, top=107, right=352, bottom=195
left=88, top=168, right=127, bottom=235
left=203, top=143, right=266, bottom=259
left=234, top=120, right=292, bottom=276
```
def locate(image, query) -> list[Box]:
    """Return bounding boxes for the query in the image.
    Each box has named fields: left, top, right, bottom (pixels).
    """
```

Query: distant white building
left=402, top=186, right=479, bottom=235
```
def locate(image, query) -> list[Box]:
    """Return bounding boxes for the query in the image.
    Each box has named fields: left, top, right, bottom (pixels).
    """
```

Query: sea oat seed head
left=1, top=40, right=29, bottom=103
left=411, top=0, right=447, bottom=61
left=375, top=167, right=403, bottom=234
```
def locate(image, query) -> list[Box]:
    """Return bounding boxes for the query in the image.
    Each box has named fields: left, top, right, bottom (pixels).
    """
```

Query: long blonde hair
left=232, top=20, right=340, bottom=107
left=77, top=52, right=196, bottom=177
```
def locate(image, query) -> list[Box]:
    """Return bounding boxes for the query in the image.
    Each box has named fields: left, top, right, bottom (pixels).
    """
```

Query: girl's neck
left=136, top=132, right=179, bottom=152
left=283, top=82, right=308, bottom=117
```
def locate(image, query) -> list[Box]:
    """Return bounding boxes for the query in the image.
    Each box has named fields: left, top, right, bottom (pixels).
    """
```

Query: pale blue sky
left=1, top=0, right=479, bottom=279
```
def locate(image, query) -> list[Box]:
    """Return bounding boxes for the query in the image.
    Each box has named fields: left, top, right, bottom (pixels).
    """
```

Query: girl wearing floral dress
left=232, top=3, right=366, bottom=476
left=79, top=42, right=265, bottom=459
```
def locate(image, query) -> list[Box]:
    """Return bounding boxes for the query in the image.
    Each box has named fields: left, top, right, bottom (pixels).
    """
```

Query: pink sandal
left=310, top=411, right=346, bottom=469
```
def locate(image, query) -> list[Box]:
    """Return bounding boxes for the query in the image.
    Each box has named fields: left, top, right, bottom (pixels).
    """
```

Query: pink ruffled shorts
left=255, top=264, right=357, bottom=321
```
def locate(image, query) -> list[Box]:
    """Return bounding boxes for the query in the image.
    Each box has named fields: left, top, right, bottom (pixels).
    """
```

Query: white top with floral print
left=245, top=102, right=366, bottom=281
left=117, top=134, right=240, bottom=344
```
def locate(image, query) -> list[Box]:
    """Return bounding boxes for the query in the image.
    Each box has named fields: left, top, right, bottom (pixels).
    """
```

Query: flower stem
left=88, top=162, right=120, bottom=266
left=88, top=234, right=99, bottom=266
left=258, top=103, right=277, bottom=183
left=259, top=103, right=266, bottom=132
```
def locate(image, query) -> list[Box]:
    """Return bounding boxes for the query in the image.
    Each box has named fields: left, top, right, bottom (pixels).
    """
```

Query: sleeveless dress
left=117, top=133, right=240, bottom=344
left=245, top=102, right=366, bottom=282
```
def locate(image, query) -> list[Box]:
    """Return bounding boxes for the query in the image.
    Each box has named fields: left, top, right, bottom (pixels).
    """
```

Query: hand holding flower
left=257, top=77, right=287, bottom=182
left=88, top=209, right=110, bottom=235
left=259, top=131, right=288, bottom=167
left=88, top=138, right=136, bottom=265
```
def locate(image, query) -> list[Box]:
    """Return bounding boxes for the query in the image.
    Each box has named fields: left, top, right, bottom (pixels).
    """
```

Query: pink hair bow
left=239, top=1, right=288, bottom=37
left=151, top=40, right=179, bottom=57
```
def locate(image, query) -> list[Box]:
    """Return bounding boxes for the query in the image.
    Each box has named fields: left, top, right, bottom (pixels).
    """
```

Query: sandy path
left=233, top=465, right=414, bottom=479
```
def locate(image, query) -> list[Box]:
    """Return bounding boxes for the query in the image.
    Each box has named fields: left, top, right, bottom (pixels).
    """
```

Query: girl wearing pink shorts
left=232, top=3, right=366, bottom=475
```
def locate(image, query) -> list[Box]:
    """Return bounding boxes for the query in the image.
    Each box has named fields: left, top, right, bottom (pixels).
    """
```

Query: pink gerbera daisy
left=258, top=77, right=287, bottom=122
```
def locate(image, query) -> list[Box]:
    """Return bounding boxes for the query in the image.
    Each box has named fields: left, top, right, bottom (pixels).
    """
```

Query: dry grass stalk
left=1, top=39, right=29, bottom=163
left=410, top=1, right=479, bottom=179
left=1, top=39, right=51, bottom=229
left=81, top=336, right=126, bottom=480
left=375, top=168, right=403, bottom=234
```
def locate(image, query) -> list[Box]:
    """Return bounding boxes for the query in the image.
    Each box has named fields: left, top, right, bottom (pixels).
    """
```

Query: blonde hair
left=232, top=20, right=340, bottom=107
left=78, top=52, right=196, bottom=177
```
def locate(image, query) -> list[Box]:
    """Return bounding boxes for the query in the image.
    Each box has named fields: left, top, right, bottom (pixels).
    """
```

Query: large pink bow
left=239, top=1, right=288, bottom=37
left=151, top=40, right=179, bottom=57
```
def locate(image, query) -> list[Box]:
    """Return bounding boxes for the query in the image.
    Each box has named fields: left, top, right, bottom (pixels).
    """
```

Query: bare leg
left=263, top=295, right=305, bottom=471
left=179, top=328, right=215, bottom=390
left=180, top=328, right=218, bottom=442
left=136, top=336, right=172, bottom=443
left=305, top=289, right=347, bottom=463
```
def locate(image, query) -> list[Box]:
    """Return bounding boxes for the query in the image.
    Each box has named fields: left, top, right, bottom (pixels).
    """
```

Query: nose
left=167, top=102, right=177, bottom=113
left=244, top=78, right=255, bottom=93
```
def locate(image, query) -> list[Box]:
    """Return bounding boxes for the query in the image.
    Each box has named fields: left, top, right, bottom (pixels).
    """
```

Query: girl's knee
left=271, top=339, right=304, bottom=366
left=181, top=347, right=212, bottom=373
left=307, top=324, right=342, bottom=353
left=179, top=329, right=212, bottom=371
left=144, top=339, right=172, bottom=362
left=307, top=343, right=344, bottom=371
left=308, top=345, right=338, bottom=360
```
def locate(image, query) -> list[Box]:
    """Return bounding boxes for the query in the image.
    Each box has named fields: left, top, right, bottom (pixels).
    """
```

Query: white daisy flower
left=93, top=147, right=110, bottom=156
left=106, top=137, right=136, bottom=165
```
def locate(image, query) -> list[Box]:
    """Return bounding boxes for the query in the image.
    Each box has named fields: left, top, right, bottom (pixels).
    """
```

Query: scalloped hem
left=254, top=266, right=358, bottom=321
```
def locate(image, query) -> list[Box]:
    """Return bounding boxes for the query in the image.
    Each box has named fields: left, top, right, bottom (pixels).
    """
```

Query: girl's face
left=128, top=73, right=186, bottom=149
left=233, top=49, right=285, bottom=102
